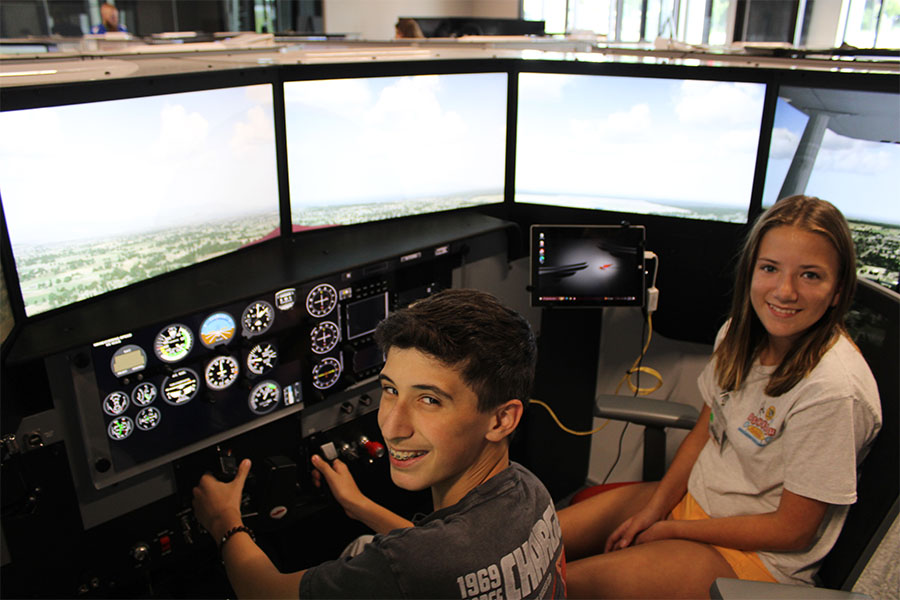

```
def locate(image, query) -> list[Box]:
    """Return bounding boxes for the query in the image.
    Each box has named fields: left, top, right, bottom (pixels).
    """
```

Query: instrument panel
left=71, top=253, right=452, bottom=489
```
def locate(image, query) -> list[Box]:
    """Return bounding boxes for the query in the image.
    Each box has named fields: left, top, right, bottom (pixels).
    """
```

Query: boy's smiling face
left=377, top=347, right=511, bottom=509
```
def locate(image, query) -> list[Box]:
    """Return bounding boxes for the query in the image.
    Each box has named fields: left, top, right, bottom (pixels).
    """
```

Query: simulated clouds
left=284, top=73, right=507, bottom=216
left=515, top=73, right=765, bottom=213
left=0, top=85, right=278, bottom=248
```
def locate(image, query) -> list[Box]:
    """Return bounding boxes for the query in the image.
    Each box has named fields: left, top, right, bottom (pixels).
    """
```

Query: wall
left=323, top=0, right=518, bottom=39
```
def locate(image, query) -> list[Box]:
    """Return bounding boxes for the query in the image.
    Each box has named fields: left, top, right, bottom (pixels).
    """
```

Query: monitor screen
left=284, top=72, right=507, bottom=229
left=762, top=85, right=900, bottom=291
left=531, top=224, right=645, bottom=307
left=516, top=73, right=766, bottom=223
left=0, top=84, right=280, bottom=317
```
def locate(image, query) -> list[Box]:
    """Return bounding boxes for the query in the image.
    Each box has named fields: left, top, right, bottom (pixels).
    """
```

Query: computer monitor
left=284, top=72, right=507, bottom=230
left=530, top=224, right=646, bottom=307
left=0, top=84, right=280, bottom=317
left=762, top=85, right=900, bottom=291
left=516, top=72, right=766, bottom=223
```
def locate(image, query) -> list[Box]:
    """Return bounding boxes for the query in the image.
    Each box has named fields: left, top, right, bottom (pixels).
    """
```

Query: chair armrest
left=710, top=578, right=872, bottom=600
left=593, top=394, right=699, bottom=430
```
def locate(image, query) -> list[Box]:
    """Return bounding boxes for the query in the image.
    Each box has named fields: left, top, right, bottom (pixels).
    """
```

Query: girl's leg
left=567, top=538, right=737, bottom=599
left=558, top=482, right=658, bottom=560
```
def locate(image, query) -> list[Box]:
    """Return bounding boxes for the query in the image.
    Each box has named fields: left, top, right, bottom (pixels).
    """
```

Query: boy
left=193, top=289, right=566, bottom=599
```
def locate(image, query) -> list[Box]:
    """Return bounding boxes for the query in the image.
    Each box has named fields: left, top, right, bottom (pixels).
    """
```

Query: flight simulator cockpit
left=1, top=40, right=897, bottom=598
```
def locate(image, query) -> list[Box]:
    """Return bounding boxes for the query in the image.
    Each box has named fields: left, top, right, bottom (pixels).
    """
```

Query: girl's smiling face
left=750, top=225, right=841, bottom=364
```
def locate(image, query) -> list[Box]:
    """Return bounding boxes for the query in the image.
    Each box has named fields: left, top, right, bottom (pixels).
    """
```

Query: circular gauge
left=205, top=355, right=240, bottom=390
left=162, top=368, right=200, bottom=405
left=200, top=312, right=236, bottom=348
left=306, top=284, right=337, bottom=318
left=135, top=407, right=162, bottom=431
left=247, top=342, right=278, bottom=376
left=111, top=344, right=147, bottom=377
left=311, top=357, right=342, bottom=390
left=107, top=416, right=134, bottom=441
left=102, top=391, right=130, bottom=416
left=242, top=301, right=274, bottom=337
left=310, top=321, right=340, bottom=354
left=132, top=382, right=157, bottom=407
left=248, top=380, right=281, bottom=415
left=154, top=324, right=194, bottom=363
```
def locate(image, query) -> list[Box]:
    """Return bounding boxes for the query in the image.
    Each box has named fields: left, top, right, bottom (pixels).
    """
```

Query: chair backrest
left=818, top=278, right=900, bottom=590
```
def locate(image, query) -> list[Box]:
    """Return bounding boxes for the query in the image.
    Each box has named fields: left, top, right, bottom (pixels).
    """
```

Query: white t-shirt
left=688, top=325, right=882, bottom=585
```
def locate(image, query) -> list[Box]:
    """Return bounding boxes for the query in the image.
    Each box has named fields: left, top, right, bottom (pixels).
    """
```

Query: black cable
left=600, top=309, right=649, bottom=485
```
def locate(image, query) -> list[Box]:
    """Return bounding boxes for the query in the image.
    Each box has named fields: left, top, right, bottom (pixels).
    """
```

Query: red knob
left=362, top=439, right=385, bottom=459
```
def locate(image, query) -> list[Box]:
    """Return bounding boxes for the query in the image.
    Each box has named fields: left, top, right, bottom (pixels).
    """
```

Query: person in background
left=395, top=18, right=425, bottom=39
left=558, top=195, right=881, bottom=598
left=193, top=289, right=567, bottom=599
left=91, top=3, right=127, bottom=34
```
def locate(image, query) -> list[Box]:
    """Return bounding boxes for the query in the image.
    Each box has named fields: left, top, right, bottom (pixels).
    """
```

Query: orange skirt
left=669, top=493, right=778, bottom=583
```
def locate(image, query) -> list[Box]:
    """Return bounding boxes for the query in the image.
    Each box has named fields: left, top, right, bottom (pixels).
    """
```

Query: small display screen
left=110, top=344, right=147, bottom=377
left=531, top=225, right=645, bottom=307
left=346, top=293, right=389, bottom=340
left=352, top=344, right=385, bottom=374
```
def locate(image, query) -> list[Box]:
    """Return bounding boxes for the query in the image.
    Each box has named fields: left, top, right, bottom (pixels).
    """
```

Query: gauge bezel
left=241, top=300, right=275, bottom=337
left=311, top=356, right=342, bottom=390
left=102, top=391, right=130, bottom=416
left=306, top=283, right=338, bottom=318
left=310, top=320, right=341, bottom=355
left=107, top=416, right=134, bottom=441
left=135, top=406, right=162, bottom=431
left=110, top=344, right=147, bottom=377
left=131, top=382, right=157, bottom=406
left=248, top=380, right=281, bottom=415
left=162, top=367, right=200, bottom=406
left=200, top=312, right=237, bottom=349
left=153, top=323, right=194, bottom=363
left=205, top=355, right=240, bottom=390
left=246, top=342, right=278, bottom=376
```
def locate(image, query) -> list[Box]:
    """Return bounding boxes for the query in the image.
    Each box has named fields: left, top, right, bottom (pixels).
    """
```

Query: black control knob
left=131, top=542, right=150, bottom=563
left=359, top=394, right=372, bottom=407
left=340, top=401, right=354, bottom=415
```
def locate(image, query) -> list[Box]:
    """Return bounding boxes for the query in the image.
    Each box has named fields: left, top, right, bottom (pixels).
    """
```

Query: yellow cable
left=528, top=398, right=610, bottom=436
left=615, top=313, right=663, bottom=396
left=530, top=312, right=665, bottom=436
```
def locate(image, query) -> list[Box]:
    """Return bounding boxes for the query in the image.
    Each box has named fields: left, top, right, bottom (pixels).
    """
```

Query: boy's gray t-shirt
left=300, top=462, right=566, bottom=599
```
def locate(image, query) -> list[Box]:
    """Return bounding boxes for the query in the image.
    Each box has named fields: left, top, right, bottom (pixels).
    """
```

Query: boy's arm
left=192, top=459, right=307, bottom=599
left=311, top=455, right=414, bottom=534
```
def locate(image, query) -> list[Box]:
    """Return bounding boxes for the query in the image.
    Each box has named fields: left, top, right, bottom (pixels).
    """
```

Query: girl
left=559, top=195, right=882, bottom=598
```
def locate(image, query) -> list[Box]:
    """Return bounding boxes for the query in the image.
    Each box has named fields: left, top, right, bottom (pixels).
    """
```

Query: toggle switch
left=319, top=442, right=338, bottom=461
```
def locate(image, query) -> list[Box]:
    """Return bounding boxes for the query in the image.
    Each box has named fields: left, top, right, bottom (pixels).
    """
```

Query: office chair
left=577, top=278, right=899, bottom=598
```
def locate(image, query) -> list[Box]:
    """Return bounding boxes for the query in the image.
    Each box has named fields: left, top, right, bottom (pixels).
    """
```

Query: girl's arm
left=634, top=487, right=828, bottom=551
left=606, top=404, right=712, bottom=551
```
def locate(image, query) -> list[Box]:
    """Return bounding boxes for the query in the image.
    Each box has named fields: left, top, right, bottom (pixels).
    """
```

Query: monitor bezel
left=530, top=223, right=647, bottom=308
